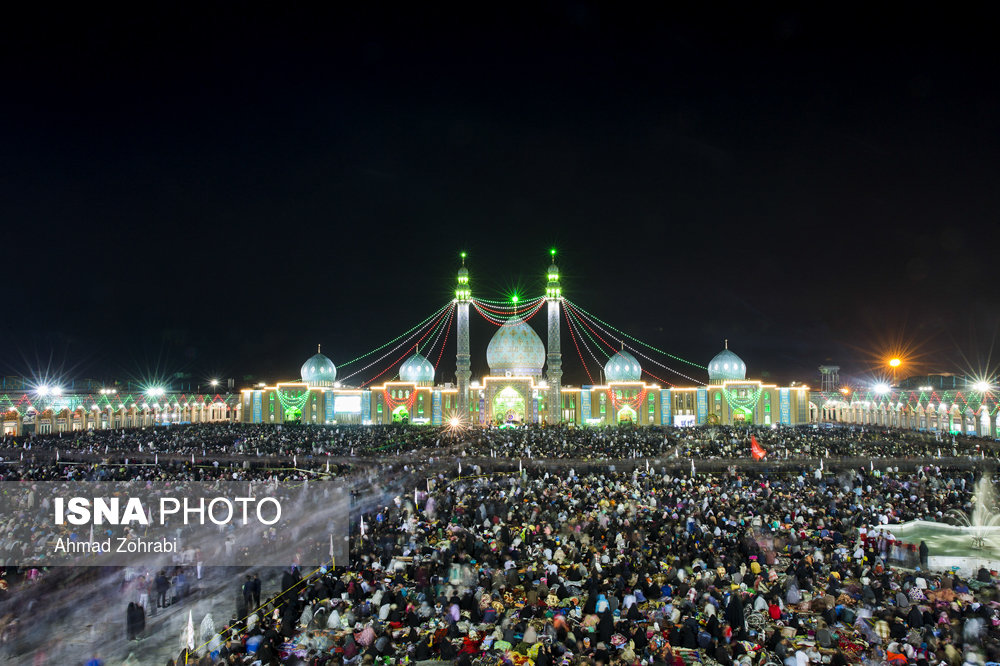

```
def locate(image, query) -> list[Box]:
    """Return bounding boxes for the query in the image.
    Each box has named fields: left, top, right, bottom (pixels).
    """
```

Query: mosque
left=242, top=257, right=812, bottom=428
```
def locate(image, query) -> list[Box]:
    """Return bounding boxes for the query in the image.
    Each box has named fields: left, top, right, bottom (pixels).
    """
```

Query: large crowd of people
left=0, top=421, right=992, bottom=463
left=1, top=422, right=1000, bottom=666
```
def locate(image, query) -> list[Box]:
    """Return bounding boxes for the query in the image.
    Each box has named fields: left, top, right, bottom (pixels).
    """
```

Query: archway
left=392, top=405, right=409, bottom=423
left=617, top=405, right=637, bottom=424
left=493, top=387, right=525, bottom=424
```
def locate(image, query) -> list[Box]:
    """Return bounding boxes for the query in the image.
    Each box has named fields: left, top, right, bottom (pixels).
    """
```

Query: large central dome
left=487, top=317, right=546, bottom=377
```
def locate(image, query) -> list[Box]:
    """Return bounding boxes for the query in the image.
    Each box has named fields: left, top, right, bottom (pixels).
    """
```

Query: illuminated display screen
left=334, top=396, right=362, bottom=413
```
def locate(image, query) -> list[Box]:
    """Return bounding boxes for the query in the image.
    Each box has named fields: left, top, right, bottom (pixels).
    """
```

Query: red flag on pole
left=751, top=435, right=766, bottom=460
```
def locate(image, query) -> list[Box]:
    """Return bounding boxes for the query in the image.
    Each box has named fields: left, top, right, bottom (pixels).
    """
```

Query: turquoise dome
left=605, top=350, right=642, bottom=382
left=301, top=348, right=337, bottom=386
left=487, top=317, right=546, bottom=377
left=708, top=345, right=746, bottom=384
left=400, top=352, right=435, bottom=385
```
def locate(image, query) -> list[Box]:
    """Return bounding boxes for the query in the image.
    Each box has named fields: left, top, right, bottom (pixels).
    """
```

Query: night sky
left=2, top=5, right=998, bottom=390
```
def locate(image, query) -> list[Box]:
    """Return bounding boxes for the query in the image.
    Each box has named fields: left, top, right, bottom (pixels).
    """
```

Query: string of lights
left=358, top=307, right=452, bottom=387
left=339, top=302, right=452, bottom=368
left=418, top=302, right=455, bottom=357
left=563, top=299, right=707, bottom=370
left=562, top=304, right=595, bottom=384
left=608, top=386, right=648, bottom=413
left=564, top=303, right=614, bottom=359
left=472, top=298, right=545, bottom=326
left=566, top=301, right=706, bottom=385
left=472, top=296, right=545, bottom=307
left=341, top=305, right=452, bottom=382
left=564, top=303, right=607, bottom=379
left=471, top=296, right=544, bottom=317
left=276, top=387, right=310, bottom=414
left=433, top=306, right=455, bottom=369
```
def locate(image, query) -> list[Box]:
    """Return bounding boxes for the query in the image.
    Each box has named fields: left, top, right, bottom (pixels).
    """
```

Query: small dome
left=400, top=352, right=435, bottom=385
left=605, top=350, right=642, bottom=382
left=301, top=346, right=337, bottom=386
left=708, top=343, right=746, bottom=384
left=457, top=266, right=469, bottom=280
left=487, top=317, right=546, bottom=377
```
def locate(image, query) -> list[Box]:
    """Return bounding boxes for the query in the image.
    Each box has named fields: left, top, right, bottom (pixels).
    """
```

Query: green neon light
left=473, top=296, right=544, bottom=306
left=723, top=385, right=763, bottom=413
left=276, top=388, right=310, bottom=414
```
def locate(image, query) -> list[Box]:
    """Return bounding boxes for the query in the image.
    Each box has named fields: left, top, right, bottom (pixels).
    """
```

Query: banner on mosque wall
left=325, top=390, right=335, bottom=424
left=696, top=389, right=707, bottom=425
left=661, top=389, right=672, bottom=426
left=361, top=390, right=371, bottom=423
left=479, top=395, right=486, bottom=424
left=532, top=396, right=539, bottom=423
left=779, top=388, right=791, bottom=425
left=580, top=387, right=592, bottom=422
left=431, top=391, right=442, bottom=426
left=252, top=391, right=262, bottom=424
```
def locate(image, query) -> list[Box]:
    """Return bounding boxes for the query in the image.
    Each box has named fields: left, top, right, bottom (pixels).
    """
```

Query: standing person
left=251, top=573, right=262, bottom=608
left=155, top=570, right=171, bottom=609
left=919, top=540, right=929, bottom=569
left=242, top=575, right=254, bottom=613
left=136, top=574, right=149, bottom=612
left=126, top=602, right=138, bottom=640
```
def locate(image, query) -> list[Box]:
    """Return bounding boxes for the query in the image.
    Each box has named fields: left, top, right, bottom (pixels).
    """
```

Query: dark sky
left=2, top=4, right=999, bottom=390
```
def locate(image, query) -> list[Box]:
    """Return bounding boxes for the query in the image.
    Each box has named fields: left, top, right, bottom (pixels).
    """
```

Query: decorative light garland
left=382, top=386, right=418, bottom=413
left=566, top=301, right=705, bottom=384
left=608, top=387, right=648, bottom=413
left=565, top=304, right=612, bottom=360
left=360, top=308, right=451, bottom=387
left=433, top=306, right=455, bottom=369
left=341, top=305, right=452, bottom=382
left=564, top=305, right=608, bottom=374
left=564, top=299, right=707, bottom=370
left=418, top=302, right=455, bottom=356
left=473, top=296, right=545, bottom=306
left=563, top=304, right=596, bottom=384
left=472, top=298, right=545, bottom=326
left=339, top=302, right=452, bottom=368
left=723, top=384, right=763, bottom=413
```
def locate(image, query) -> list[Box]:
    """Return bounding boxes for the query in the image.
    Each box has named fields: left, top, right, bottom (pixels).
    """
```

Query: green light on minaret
left=511, top=294, right=519, bottom=304
left=550, top=248, right=556, bottom=257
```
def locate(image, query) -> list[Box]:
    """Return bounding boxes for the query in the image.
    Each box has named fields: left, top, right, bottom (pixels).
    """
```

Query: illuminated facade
left=810, top=386, right=1000, bottom=438
left=243, top=258, right=811, bottom=428
left=0, top=389, right=240, bottom=436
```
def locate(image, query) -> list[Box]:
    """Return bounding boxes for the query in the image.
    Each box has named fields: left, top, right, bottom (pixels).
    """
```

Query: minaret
left=455, top=253, right=472, bottom=418
left=545, top=249, right=562, bottom=424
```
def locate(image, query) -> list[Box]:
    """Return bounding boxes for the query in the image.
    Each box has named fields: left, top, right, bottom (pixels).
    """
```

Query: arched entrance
left=493, top=387, right=525, bottom=424
left=617, top=405, right=637, bottom=424
left=392, top=405, right=409, bottom=423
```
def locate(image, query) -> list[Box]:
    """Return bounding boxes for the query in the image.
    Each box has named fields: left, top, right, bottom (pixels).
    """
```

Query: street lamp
left=973, top=381, right=992, bottom=393
left=888, top=358, right=901, bottom=385
left=875, top=384, right=890, bottom=395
